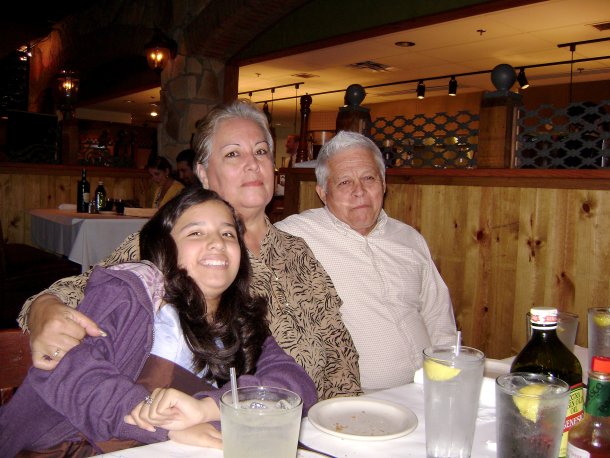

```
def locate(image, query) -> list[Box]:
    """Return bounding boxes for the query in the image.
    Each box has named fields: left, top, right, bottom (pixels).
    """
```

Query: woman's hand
left=169, top=423, right=222, bottom=449
left=125, top=387, right=220, bottom=431
left=28, top=294, right=106, bottom=369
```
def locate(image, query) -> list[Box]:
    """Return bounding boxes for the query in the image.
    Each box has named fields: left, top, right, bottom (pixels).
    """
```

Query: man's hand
left=28, top=294, right=106, bottom=369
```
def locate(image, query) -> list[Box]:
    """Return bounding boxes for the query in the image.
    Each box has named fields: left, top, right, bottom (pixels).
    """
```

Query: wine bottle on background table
left=511, top=306, right=584, bottom=458
left=567, top=356, right=610, bottom=458
left=94, top=181, right=106, bottom=212
left=77, top=168, right=90, bottom=213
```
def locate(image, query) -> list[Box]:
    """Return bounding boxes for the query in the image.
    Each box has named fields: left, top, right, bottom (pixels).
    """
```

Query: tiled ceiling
left=86, top=0, right=610, bottom=127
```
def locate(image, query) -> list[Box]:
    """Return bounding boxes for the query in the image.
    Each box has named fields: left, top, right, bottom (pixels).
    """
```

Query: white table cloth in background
left=29, top=209, right=149, bottom=272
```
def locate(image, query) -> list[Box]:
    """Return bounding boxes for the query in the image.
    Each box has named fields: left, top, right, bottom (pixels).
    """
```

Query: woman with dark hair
left=147, top=155, right=184, bottom=208
left=0, top=187, right=316, bottom=456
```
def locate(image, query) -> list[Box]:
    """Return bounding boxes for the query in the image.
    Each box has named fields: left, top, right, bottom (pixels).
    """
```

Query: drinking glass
left=496, top=373, right=570, bottom=458
left=423, top=345, right=485, bottom=458
left=526, top=311, right=579, bottom=351
left=220, top=386, right=303, bottom=458
left=588, top=307, right=610, bottom=369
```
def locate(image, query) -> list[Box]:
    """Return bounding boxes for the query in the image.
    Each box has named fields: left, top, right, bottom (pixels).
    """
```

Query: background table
left=30, top=209, right=149, bottom=272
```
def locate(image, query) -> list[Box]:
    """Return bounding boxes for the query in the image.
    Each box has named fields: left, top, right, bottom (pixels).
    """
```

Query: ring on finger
left=144, top=395, right=153, bottom=406
left=51, top=348, right=61, bottom=359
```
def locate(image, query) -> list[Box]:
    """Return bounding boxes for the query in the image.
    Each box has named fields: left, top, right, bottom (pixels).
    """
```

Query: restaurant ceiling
left=7, top=0, right=610, bottom=129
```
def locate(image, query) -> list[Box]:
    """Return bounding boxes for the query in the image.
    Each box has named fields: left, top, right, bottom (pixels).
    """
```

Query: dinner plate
left=307, top=397, right=418, bottom=441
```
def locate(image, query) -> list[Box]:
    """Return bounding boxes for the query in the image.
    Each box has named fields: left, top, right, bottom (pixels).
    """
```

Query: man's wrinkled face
left=316, top=147, right=385, bottom=236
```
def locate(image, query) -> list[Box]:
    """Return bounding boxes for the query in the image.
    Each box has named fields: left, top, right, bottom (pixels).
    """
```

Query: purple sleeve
left=196, top=336, right=318, bottom=415
left=26, top=269, right=169, bottom=445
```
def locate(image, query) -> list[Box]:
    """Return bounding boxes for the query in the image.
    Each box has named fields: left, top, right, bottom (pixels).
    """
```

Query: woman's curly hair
left=139, top=187, right=269, bottom=384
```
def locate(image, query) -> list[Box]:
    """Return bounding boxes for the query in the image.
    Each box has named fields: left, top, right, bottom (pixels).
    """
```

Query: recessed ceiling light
left=123, top=100, right=134, bottom=104
left=395, top=41, right=415, bottom=47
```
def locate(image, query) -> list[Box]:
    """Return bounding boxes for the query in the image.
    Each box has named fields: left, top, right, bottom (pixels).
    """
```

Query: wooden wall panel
left=0, top=165, right=149, bottom=246
left=287, top=173, right=610, bottom=359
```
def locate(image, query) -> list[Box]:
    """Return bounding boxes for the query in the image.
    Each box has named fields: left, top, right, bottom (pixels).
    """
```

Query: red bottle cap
left=591, top=356, right=610, bottom=374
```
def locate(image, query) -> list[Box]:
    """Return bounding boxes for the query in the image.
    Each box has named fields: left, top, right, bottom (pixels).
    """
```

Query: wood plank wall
left=285, top=169, right=610, bottom=359
left=0, top=164, right=149, bottom=246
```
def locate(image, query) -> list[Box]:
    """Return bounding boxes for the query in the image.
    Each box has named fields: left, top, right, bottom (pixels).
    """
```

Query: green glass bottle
left=511, top=306, right=584, bottom=458
left=567, top=356, right=610, bottom=458
left=77, top=168, right=90, bottom=213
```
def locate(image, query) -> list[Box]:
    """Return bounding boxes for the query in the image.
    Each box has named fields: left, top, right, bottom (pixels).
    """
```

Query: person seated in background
left=275, top=130, right=457, bottom=392
left=285, top=134, right=299, bottom=167
left=147, top=156, right=185, bottom=208
left=0, top=187, right=316, bottom=456
left=176, top=148, right=199, bottom=186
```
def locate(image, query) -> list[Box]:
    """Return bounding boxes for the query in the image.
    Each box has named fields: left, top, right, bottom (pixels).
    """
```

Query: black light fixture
left=144, top=28, right=177, bottom=73
left=416, top=80, right=425, bottom=99
left=517, top=68, right=530, bottom=89
left=55, top=69, right=80, bottom=119
left=448, top=76, right=458, bottom=96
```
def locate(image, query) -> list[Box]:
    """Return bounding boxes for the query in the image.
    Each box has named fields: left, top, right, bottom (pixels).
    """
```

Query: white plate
left=307, top=397, right=418, bottom=441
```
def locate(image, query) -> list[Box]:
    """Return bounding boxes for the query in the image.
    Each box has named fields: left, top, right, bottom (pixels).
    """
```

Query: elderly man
left=275, top=130, right=457, bottom=391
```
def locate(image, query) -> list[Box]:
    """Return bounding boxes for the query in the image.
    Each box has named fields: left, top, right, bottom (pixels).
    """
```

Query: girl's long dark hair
left=139, top=187, right=269, bottom=384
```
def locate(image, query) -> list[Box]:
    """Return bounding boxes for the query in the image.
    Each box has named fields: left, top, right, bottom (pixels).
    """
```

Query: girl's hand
left=124, top=387, right=220, bottom=431
left=169, top=423, right=223, bottom=449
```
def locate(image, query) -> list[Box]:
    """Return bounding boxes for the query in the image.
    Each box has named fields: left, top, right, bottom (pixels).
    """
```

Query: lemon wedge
left=424, top=359, right=461, bottom=381
left=513, top=384, right=548, bottom=423
left=593, top=313, right=610, bottom=328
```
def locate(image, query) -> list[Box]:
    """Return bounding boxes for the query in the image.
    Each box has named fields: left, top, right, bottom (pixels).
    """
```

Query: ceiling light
left=150, top=103, right=159, bottom=117
left=395, top=41, right=415, bottom=47
left=448, top=76, right=457, bottom=96
left=416, top=80, right=425, bottom=99
left=517, top=68, right=530, bottom=89
left=144, top=29, right=177, bottom=73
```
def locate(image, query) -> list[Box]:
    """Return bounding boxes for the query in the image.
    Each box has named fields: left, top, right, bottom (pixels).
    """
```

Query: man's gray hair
left=315, top=130, right=386, bottom=191
left=193, top=99, right=274, bottom=168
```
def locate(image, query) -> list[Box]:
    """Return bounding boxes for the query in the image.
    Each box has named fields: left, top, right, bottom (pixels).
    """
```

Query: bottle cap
left=591, top=356, right=610, bottom=374
left=530, top=307, right=558, bottom=329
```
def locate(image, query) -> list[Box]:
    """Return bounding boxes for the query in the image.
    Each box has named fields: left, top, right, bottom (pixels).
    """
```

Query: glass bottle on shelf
left=77, top=168, right=90, bottom=213
left=511, top=306, right=584, bottom=458
left=94, top=181, right=107, bottom=212
left=567, top=356, right=610, bottom=458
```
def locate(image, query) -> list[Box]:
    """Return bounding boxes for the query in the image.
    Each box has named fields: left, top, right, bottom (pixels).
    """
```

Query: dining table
left=92, top=346, right=590, bottom=458
left=93, top=361, right=516, bottom=458
left=29, top=208, right=149, bottom=273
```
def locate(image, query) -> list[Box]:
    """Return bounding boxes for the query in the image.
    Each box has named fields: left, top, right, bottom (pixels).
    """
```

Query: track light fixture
left=517, top=68, right=530, bottom=89
left=416, top=80, right=425, bottom=99
left=448, top=76, right=457, bottom=96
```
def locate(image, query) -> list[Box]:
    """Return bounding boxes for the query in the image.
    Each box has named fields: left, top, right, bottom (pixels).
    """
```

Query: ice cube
left=248, top=401, right=268, bottom=409
left=275, top=399, right=292, bottom=409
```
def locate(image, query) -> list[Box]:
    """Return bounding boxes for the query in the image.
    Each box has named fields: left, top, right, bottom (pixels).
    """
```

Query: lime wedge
left=424, top=359, right=461, bottom=381
left=513, top=384, right=548, bottom=423
left=593, top=313, right=610, bottom=328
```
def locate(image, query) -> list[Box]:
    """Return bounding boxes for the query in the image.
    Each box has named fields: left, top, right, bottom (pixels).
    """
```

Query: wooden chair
left=0, top=222, right=81, bottom=328
left=0, top=328, right=32, bottom=405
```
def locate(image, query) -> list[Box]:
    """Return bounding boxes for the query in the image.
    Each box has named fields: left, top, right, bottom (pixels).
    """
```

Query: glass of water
left=220, top=386, right=303, bottom=458
left=423, top=345, right=485, bottom=458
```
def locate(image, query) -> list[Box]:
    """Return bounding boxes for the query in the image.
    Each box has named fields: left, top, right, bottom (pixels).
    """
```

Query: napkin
left=58, top=203, right=77, bottom=211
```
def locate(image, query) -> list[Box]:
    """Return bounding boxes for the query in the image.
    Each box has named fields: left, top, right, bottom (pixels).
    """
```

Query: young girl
left=0, top=187, right=317, bottom=456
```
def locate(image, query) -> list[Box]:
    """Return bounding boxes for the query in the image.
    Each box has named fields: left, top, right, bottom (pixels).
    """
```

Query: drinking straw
left=230, top=367, right=238, bottom=408
left=455, top=331, right=462, bottom=356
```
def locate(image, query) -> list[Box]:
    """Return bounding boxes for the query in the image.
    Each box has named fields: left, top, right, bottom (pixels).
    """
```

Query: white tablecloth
left=95, top=359, right=510, bottom=458
left=30, top=209, right=149, bottom=272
